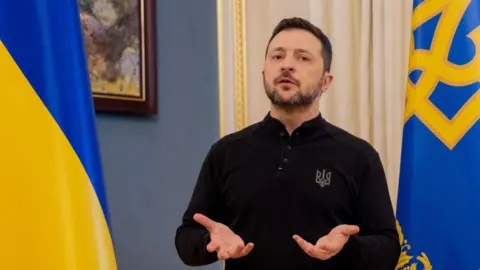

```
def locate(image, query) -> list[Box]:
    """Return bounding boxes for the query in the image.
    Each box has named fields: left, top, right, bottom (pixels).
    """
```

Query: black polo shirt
left=175, top=113, right=400, bottom=270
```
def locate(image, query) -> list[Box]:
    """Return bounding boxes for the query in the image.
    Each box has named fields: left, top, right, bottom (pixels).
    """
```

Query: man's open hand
left=194, top=213, right=254, bottom=260
left=293, top=224, right=360, bottom=260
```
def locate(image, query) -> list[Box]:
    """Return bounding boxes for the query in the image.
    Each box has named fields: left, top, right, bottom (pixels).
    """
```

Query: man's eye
left=299, top=56, right=310, bottom=61
left=272, top=55, right=283, bottom=59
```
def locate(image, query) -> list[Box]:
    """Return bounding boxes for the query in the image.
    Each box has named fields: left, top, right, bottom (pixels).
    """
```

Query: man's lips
left=277, top=78, right=297, bottom=85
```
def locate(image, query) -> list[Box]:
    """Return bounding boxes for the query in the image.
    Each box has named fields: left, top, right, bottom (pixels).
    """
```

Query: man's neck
left=270, top=105, right=319, bottom=134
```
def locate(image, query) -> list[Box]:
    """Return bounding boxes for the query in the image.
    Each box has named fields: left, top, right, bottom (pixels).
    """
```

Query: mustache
left=273, top=71, right=300, bottom=85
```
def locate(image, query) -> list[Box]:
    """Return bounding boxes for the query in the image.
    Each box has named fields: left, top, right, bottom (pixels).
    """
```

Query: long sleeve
left=342, top=151, right=401, bottom=270
left=174, top=144, right=225, bottom=266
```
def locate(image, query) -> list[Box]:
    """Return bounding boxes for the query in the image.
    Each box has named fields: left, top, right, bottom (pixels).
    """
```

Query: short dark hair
left=265, top=17, right=333, bottom=72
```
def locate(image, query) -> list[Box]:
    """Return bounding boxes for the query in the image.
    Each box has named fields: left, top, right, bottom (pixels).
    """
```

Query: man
left=175, top=17, right=401, bottom=269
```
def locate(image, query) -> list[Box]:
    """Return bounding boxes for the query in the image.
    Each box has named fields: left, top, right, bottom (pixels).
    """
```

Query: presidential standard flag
left=396, top=0, right=480, bottom=269
left=0, top=1, right=117, bottom=269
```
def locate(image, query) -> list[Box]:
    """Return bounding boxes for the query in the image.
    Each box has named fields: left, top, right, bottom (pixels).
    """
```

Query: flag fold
left=396, top=0, right=480, bottom=269
left=0, top=1, right=117, bottom=269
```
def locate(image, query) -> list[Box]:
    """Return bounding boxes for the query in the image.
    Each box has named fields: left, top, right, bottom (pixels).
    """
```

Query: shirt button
left=280, top=131, right=285, bottom=136
left=286, top=145, right=291, bottom=150
left=283, top=158, right=289, bottom=163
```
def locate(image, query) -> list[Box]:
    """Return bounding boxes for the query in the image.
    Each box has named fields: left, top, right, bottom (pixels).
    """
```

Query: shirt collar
left=255, top=111, right=327, bottom=136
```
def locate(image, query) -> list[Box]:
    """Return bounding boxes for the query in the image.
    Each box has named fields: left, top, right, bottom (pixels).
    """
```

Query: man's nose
left=280, top=56, right=296, bottom=72
left=281, top=66, right=295, bottom=72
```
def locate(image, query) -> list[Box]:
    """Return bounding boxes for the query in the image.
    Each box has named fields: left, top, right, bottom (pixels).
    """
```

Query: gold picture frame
left=79, top=0, right=157, bottom=115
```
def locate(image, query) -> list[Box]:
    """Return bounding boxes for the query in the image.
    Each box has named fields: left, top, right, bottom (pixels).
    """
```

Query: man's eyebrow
left=270, top=47, right=313, bottom=55
left=270, top=46, right=286, bottom=52
left=294, top=48, right=313, bottom=55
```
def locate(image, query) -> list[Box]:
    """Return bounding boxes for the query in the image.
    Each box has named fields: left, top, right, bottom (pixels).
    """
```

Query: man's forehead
left=267, top=29, right=322, bottom=53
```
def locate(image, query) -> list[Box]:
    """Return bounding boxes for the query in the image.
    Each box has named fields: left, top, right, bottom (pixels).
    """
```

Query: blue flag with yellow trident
left=396, top=0, right=480, bottom=269
left=0, top=1, right=117, bottom=269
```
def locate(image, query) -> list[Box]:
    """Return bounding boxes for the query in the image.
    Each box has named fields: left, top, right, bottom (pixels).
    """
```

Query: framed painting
left=78, top=0, right=157, bottom=115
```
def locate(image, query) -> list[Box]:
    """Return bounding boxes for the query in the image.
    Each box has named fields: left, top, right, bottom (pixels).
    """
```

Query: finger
left=336, top=224, right=360, bottom=236
left=217, top=249, right=230, bottom=260
left=238, top=242, right=254, bottom=257
left=317, top=236, right=344, bottom=252
left=228, top=242, right=245, bottom=257
left=293, top=235, right=315, bottom=255
left=315, top=233, right=342, bottom=249
left=193, top=213, right=216, bottom=231
left=317, top=240, right=338, bottom=252
left=313, top=248, right=334, bottom=260
left=206, top=240, right=219, bottom=253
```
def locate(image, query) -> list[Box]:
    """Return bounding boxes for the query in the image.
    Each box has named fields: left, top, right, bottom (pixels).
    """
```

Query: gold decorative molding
left=216, top=0, right=248, bottom=136
left=233, top=0, right=248, bottom=131
left=216, top=3, right=248, bottom=269
left=216, top=0, right=226, bottom=137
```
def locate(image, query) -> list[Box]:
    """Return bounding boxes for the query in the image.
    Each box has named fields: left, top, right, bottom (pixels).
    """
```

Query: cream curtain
left=217, top=0, right=414, bottom=210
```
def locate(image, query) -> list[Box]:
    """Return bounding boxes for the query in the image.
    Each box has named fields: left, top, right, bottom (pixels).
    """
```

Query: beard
left=264, top=73, right=323, bottom=110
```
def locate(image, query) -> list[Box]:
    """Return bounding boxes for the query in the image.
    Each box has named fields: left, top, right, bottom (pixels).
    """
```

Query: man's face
left=263, top=29, right=332, bottom=109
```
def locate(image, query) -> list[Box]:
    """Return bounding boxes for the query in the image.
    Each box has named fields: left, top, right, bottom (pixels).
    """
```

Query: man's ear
left=321, top=72, right=334, bottom=92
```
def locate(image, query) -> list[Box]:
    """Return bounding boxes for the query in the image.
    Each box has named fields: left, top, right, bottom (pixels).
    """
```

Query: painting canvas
left=78, top=0, right=157, bottom=115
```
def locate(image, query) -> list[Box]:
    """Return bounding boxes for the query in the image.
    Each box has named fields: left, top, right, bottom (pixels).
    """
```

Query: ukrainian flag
left=0, top=1, right=117, bottom=269
left=396, top=0, right=480, bottom=269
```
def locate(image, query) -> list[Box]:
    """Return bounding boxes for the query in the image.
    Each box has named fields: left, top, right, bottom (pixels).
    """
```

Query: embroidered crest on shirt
left=315, top=169, right=331, bottom=187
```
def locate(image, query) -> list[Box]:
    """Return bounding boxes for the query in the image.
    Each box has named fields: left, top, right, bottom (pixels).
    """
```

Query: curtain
left=218, top=0, right=414, bottom=210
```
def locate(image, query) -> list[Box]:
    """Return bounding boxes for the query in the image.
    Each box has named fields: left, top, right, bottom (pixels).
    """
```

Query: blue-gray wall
left=95, top=0, right=220, bottom=269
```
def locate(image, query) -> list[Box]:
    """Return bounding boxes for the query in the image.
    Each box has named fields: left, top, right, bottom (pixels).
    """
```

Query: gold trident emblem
left=405, top=0, right=480, bottom=150
left=395, top=220, right=432, bottom=270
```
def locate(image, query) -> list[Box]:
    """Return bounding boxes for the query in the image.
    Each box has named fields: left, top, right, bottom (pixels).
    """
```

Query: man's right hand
left=193, top=213, right=254, bottom=260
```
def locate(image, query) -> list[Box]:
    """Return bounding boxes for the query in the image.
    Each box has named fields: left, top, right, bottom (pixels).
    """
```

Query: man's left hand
left=293, top=224, right=360, bottom=260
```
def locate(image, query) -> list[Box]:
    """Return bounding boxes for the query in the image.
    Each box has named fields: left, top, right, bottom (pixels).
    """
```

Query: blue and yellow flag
left=396, top=0, right=480, bottom=269
left=0, top=1, right=117, bottom=269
